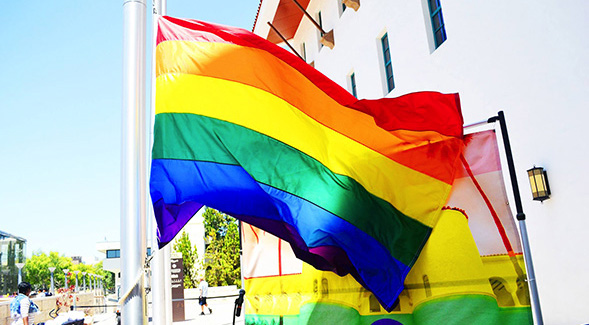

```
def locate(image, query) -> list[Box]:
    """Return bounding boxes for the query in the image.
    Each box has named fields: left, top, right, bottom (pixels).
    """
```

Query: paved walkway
left=91, top=287, right=245, bottom=324
left=92, top=297, right=246, bottom=324
left=170, top=295, right=245, bottom=325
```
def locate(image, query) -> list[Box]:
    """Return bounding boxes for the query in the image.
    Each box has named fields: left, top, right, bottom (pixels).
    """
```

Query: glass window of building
left=381, top=33, right=395, bottom=93
left=0, top=230, right=27, bottom=293
left=106, top=249, right=121, bottom=259
left=301, top=42, right=306, bottom=61
left=317, top=11, right=324, bottom=49
left=428, top=0, right=447, bottom=48
left=349, top=72, right=357, bottom=98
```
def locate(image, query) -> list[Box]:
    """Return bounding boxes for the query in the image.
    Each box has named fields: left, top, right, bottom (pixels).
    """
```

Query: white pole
left=122, top=0, right=147, bottom=324
left=75, top=271, right=79, bottom=292
left=163, top=244, right=173, bottom=323
left=16, top=263, right=24, bottom=284
left=49, top=268, right=56, bottom=294
left=82, top=272, right=86, bottom=291
left=518, top=219, right=543, bottom=324
left=64, top=269, right=69, bottom=289
left=150, top=1, right=171, bottom=324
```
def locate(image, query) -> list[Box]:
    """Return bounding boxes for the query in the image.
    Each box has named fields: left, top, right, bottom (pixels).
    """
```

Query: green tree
left=93, top=261, right=115, bottom=292
left=23, top=251, right=114, bottom=291
left=24, top=251, right=72, bottom=290
left=202, top=208, right=241, bottom=287
left=173, top=231, right=199, bottom=288
left=71, top=261, right=115, bottom=292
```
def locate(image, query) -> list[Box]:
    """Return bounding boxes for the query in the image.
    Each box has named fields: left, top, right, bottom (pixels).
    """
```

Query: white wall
left=259, top=1, right=589, bottom=323
left=176, top=207, right=206, bottom=272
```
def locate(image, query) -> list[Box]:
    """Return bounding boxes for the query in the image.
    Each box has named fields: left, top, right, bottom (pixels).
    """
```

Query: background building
left=253, top=1, right=588, bottom=324
left=0, top=230, right=26, bottom=294
left=97, top=207, right=206, bottom=296
left=71, top=256, right=83, bottom=265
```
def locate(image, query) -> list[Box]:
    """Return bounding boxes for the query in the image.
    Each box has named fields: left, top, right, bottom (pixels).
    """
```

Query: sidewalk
left=90, top=287, right=246, bottom=324
left=91, top=297, right=246, bottom=325
left=171, top=295, right=245, bottom=325
left=148, top=286, right=245, bottom=325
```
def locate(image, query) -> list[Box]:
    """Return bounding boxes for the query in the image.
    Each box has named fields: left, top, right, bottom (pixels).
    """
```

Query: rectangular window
left=428, top=0, right=447, bottom=48
left=350, top=73, right=357, bottom=98
left=301, top=42, right=306, bottom=61
left=381, top=33, right=395, bottom=93
left=106, top=249, right=120, bottom=259
left=318, top=11, right=323, bottom=35
left=339, top=0, right=346, bottom=15
left=318, top=11, right=324, bottom=48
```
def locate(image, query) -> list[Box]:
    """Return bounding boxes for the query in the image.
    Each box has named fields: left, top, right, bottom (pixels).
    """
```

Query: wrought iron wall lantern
left=527, top=166, right=551, bottom=202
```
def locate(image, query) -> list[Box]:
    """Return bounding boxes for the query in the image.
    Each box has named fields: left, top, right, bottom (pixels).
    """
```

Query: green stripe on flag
left=153, top=113, right=431, bottom=266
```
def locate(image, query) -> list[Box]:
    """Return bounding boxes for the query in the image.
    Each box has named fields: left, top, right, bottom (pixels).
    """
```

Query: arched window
left=369, top=293, right=381, bottom=312
left=321, top=277, right=329, bottom=297
left=489, top=277, right=515, bottom=306
left=423, top=275, right=432, bottom=297
left=516, top=276, right=531, bottom=305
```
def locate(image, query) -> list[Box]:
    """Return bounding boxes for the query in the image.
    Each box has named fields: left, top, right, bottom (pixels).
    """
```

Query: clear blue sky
left=0, top=1, right=260, bottom=263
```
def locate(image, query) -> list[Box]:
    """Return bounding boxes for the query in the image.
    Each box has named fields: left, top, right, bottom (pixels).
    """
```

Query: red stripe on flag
left=157, top=16, right=463, bottom=138
left=249, top=224, right=260, bottom=244
left=461, top=155, right=515, bottom=256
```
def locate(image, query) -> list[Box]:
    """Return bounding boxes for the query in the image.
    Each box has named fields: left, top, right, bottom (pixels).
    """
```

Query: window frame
left=380, top=33, right=395, bottom=93
left=106, top=249, right=120, bottom=259
left=317, top=11, right=324, bottom=49
left=339, top=0, right=347, bottom=16
left=301, top=42, right=307, bottom=61
left=349, top=72, right=357, bottom=98
left=427, top=0, right=447, bottom=48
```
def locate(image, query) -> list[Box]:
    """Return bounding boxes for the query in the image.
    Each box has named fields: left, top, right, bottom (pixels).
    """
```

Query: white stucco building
left=253, top=1, right=588, bottom=324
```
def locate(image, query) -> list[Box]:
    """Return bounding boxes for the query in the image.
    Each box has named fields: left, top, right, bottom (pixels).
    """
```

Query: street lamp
left=74, top=270, right=80, bottom=292
left=82, top=272, right=87, bottom=291
left=527, top=166, right=551, bottom=202
left=15, top=263, right=25, bottom=284
left=48, top=267, right=56, bottom=294
left=98, top=275, right=103, bottom=294
left=63, top=269, right=69, bottom=289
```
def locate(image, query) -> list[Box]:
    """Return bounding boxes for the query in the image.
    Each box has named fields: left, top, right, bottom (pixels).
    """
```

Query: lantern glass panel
left=527, top=167, right=549, bottom=201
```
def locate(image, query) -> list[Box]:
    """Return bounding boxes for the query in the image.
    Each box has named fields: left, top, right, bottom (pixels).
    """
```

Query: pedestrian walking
left=198, top=277, right=212, bottom=315
left=10, top=282, right=39, bottom=325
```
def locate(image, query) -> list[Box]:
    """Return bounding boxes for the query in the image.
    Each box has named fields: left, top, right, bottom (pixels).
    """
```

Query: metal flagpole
left=122, top=0, right=147, bottom=323
left=150, top=0, right=171, bottom=324
left=488, top=111, right=544, bottom=325
left=163, top=245, right=173, bottom=323
left=158, top=3, right=173, bottom=322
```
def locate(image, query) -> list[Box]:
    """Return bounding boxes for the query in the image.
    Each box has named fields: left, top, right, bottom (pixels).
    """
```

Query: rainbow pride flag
left=149, top=16, right=463, bottom=310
